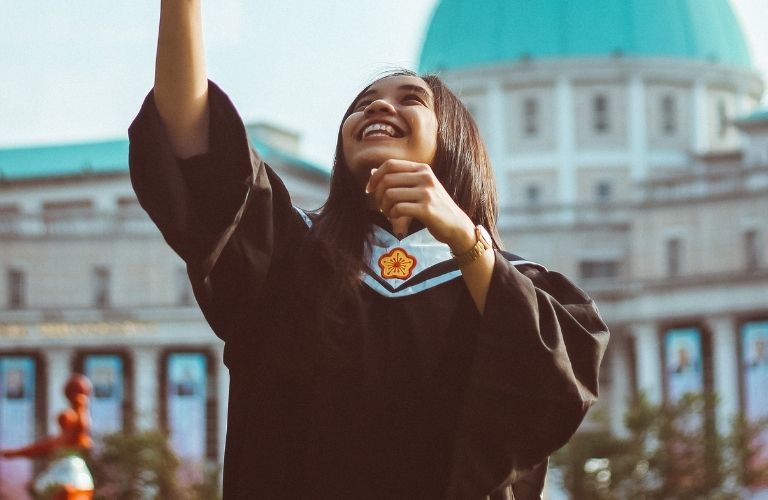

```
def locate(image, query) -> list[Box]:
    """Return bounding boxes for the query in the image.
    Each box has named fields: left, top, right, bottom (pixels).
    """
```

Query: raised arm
left=154, top=0, right=209, bottom=158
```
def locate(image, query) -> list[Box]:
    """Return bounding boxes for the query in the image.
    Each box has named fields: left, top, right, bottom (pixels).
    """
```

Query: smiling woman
left=341, top=76, right=438, bottom=179
left=127, top=1, right=609, bottom=499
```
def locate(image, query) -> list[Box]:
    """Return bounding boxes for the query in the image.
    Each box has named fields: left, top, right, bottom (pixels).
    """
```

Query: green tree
left=87, top=430, right=221, bottom=500
left=553, top=393, right=768, bottom=500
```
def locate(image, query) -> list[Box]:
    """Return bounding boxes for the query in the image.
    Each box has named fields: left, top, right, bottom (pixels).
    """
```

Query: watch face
left=477, top=225, right=492, bottom=248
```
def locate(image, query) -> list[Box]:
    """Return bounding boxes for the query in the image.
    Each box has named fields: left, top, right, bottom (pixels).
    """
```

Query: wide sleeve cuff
left=128, top=80, right=263, bottom=264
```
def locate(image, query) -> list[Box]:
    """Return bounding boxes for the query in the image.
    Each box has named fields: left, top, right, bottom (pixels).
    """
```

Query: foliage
left=86, top=430, right=221, bottom=500
left=553, top=393, right=768, bottom=500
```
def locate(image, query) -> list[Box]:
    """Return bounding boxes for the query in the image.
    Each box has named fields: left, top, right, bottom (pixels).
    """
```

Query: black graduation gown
left=128, top=81, right=609, bottom=500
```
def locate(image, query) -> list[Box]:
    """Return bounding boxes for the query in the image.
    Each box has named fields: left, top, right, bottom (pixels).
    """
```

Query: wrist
left=450, top=224, right=493, bottom=267
left=447, top=220, right=477, bottom=255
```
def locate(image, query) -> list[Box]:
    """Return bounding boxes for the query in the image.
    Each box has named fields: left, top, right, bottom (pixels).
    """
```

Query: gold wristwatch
left=451, top=225, right=492, bottom=267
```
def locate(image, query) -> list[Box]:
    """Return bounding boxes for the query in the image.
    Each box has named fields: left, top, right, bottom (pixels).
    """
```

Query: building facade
left=1, top=0, right=767, bottom=496
left=418, top=0, right=768, bottom=477
left=0, top=127, right=329, bottom=496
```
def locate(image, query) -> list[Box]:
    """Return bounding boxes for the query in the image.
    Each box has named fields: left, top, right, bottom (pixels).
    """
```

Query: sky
left=0, top=0, right=766, bottom=167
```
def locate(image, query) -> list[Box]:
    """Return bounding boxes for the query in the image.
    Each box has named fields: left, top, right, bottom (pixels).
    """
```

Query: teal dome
left=419, top=0, right=752, bottom=73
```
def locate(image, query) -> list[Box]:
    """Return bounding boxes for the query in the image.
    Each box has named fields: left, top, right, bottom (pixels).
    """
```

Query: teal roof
left=0, top=140, right=129, bottom=181
left=419, top=0, right=752, bottom=73
left=0, top=136, right=328, bottom=182
left=737, top=108, right=768, bottom=124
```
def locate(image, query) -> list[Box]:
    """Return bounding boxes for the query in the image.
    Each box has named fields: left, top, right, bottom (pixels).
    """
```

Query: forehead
left=361, top=75, right=433, bottom=98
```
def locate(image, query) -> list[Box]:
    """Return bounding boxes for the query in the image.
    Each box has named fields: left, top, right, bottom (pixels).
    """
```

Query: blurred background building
left=0, top=127, right=328, bottom=494
left=1, top=0, right=767, bottom=496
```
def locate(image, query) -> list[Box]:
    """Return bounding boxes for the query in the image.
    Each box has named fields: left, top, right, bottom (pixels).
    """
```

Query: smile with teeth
left=362, top=122, right=403, bottom=139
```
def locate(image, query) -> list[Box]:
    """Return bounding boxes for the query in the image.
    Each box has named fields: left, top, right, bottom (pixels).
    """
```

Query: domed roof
left=419, top=0, right=752, bottom=73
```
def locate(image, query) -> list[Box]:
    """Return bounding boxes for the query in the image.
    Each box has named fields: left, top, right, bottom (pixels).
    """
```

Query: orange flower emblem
left=378, top=247, right=417, bottom=280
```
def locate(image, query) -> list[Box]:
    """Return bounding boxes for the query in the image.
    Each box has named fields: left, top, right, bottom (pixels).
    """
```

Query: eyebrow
left=354, top=84, right=434, bottom=107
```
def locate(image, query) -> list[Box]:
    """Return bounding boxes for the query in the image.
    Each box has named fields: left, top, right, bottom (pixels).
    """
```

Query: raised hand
left=366, top=159, right=476, bottom=254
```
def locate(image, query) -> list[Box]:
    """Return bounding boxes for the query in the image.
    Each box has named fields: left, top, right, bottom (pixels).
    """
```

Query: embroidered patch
left=378, top=247, right=417, bottom=280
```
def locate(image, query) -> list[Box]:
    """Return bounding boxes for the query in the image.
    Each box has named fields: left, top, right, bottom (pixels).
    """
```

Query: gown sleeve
left=127, top=80, right=309, bottom=347
left=445, top=252, right=609, bottom=500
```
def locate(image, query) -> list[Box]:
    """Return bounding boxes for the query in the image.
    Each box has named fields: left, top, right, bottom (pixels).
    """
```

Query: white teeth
left=363, top=123, right=398, bottom=138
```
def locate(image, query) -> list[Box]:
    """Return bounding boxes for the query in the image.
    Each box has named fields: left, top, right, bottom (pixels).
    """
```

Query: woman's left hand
left=366, top=159, right=475, bottom=253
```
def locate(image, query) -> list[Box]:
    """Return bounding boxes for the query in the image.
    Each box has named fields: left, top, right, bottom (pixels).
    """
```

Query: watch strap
left=451, top=225, right=492, bottom=267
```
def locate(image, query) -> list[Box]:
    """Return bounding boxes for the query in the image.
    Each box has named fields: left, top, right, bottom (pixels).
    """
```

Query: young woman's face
left=341, top=75, right=438, bottom=184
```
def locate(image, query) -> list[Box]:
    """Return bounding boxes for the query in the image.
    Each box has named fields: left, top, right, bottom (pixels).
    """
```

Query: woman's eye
left=403, top=94, right=424, bottom=105
left=355, top=100, right=372, bottom=110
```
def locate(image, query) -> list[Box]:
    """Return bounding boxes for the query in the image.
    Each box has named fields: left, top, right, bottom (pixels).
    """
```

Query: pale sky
left=0, top=0, right=766, bottom=166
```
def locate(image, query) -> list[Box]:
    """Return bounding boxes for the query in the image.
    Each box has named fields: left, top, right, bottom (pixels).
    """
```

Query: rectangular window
left=740, top=320, right=768, bottom=476
left=0, top=356, right=38, bottom=490
left=666, top=238, right=682, bottom=277
left=595, top=181, right=613, bottom=204
left=579, top=260, right=619, bottom=280
left=661, top=94, right=677, bottom=135
left=717, top=100, right=729, bottom=139
left=741, top=321, right=768, bottom=437
left=0, top=204, right=20, bottom=236
left=166, top=352, right=209, bottom=463
left=593, top=94, right=610, bottom=133
left=42, top=199, right=94, bottom=236
left=744, top=230, right=760, bottom=270
left=93, top=266, right=110, bottom=308
left=177, top=267, right=193, bottom=306
left=523, top=97, right=539, bottom=137
left=664, top=327, right=705, bottom=402
left=7, top=268, right=26, bottom=309
left=525, top=184, right=541, bottom=206
left=83, top=354, right=126, bottom=436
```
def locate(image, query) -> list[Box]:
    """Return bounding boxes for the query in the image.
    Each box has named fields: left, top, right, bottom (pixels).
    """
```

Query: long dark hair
left=305, top=70, right=500, bottom=300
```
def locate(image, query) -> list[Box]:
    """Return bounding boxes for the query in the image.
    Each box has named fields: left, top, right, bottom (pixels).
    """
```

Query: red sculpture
left=1, top=374, right=94, bottom=500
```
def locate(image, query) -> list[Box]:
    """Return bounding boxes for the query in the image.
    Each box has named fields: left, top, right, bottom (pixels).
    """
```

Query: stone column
left=487, top=79, right=506, bottom=163
left=555, top=76, right=576, bottom=224
left=708, top=316, right=739, bottom=434
left=44, top=348, right=74, bottom=434
left=691, top=80, right=709, bottom=154
left=133, top=347, right=159, bottom=430
left=628, top=75, right=647, bottom=183
left=608, top=331, right=633, bottom=437
left=630, top=322, right=662, bottom=405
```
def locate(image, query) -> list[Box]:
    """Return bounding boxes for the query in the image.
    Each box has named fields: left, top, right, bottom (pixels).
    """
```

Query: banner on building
left=83, top=354, right=123, bottom=437
left=742, top=320, right=768, bottom=468
left=664, top=327, right=704, bottom=402
left=166, top=353, right=207, bottom=462
left=0, top=356, right=36, bottom=498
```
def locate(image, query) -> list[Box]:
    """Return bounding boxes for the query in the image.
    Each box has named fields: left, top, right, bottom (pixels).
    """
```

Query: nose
left=364, top=98, right=396, bottom=115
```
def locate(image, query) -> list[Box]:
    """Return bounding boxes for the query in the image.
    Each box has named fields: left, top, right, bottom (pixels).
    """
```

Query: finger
left=388, top=202, right=424, bottom=220
left=365, top=168, right=378, bottom=194
left=373, top=172, right=423, bottom=200
left=379, top=187, right=425, bottom=216
left=373, top=171, right=434, bottom=206
left=369, top=160, right=428, bottom=192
